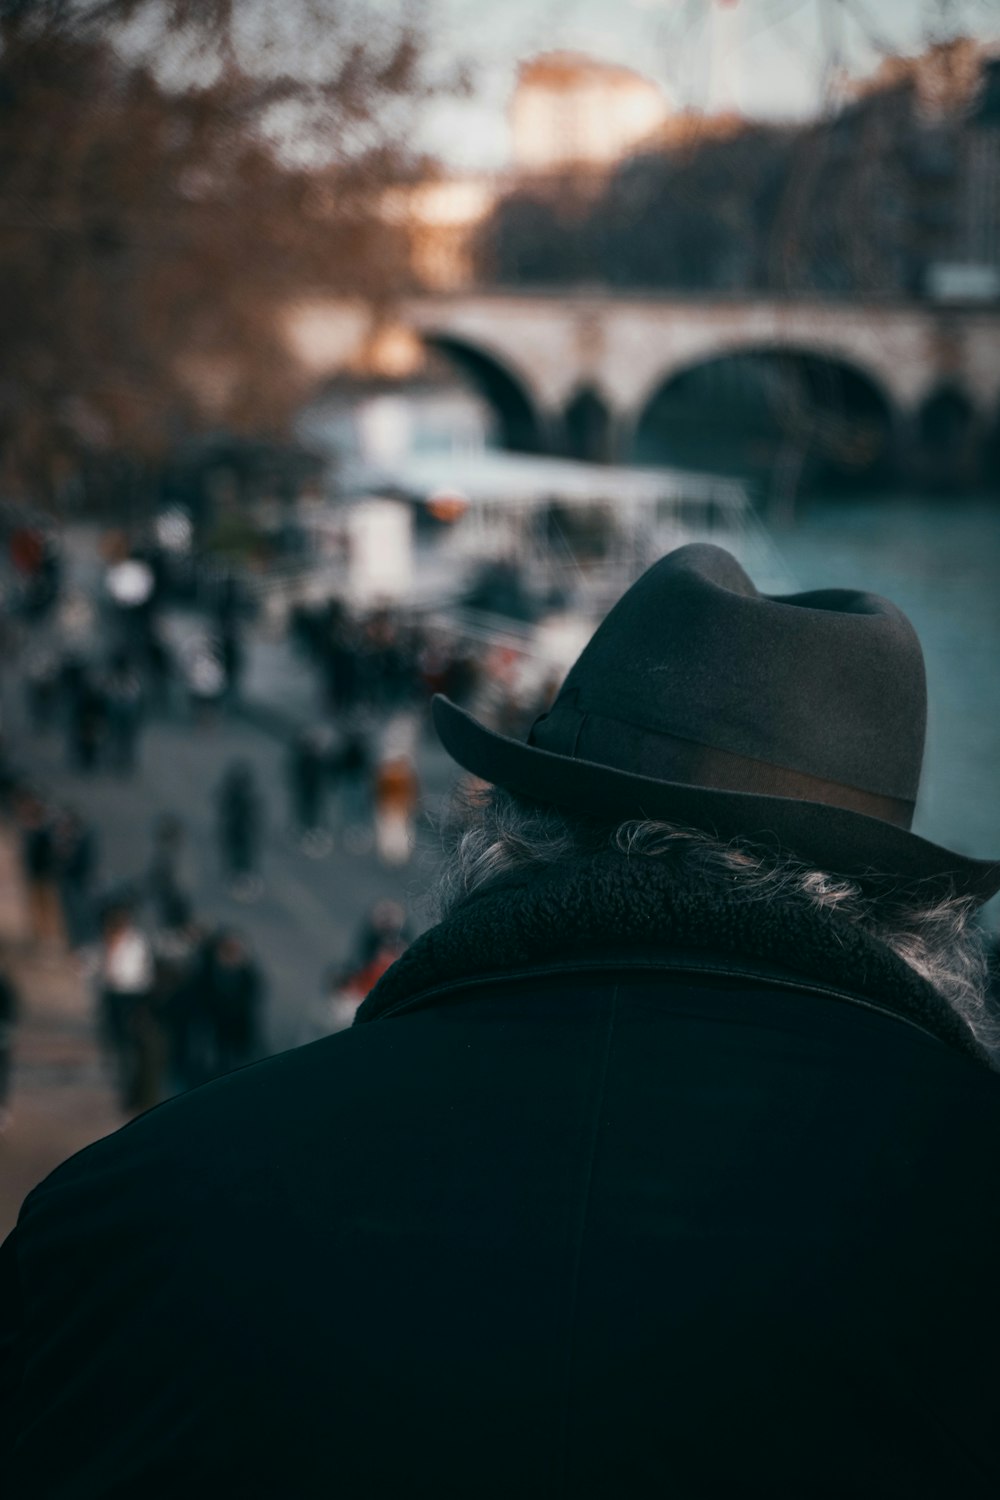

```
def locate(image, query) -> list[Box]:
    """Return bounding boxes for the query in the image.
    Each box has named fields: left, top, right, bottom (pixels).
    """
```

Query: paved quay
left=0, top=827, right=123, bottom=1240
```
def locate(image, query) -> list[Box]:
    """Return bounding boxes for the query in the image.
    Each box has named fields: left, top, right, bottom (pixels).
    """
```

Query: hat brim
left=433, top=696, right=1000, bottom=905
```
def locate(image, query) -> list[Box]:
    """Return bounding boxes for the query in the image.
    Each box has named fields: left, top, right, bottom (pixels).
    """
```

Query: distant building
left=385, top=177, right=497, bottom=292
left=510, top=52, right=669, bottom=173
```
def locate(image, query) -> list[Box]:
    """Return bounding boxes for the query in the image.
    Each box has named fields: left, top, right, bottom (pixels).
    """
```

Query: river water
left=773, top=490, right=1000, bottom=930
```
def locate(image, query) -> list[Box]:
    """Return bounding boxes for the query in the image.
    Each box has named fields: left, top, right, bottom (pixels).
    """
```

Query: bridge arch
left=420, top=332, right=548, bottom=454
left=629, top=345, right=897, bottom=493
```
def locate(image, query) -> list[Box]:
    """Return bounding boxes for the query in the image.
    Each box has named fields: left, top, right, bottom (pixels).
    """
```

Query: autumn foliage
left=0, top=0, right=437, bottom=508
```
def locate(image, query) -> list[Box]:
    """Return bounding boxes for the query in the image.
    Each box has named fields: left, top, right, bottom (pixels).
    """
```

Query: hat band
left=529, top=702, right=915, bottom=829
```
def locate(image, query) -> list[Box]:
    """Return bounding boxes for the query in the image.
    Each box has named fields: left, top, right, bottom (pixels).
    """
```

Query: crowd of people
left=0, top=521, right=429, bottom=1123
left=0, top=512, right=569, bottom=1128
left=2, top=768, right=418, bottom=1117
left=3, top=777, right=267, bottom=1110
left=97, top=903, right=265, bottom=1111
left=283, top=724, right=422, bottom=866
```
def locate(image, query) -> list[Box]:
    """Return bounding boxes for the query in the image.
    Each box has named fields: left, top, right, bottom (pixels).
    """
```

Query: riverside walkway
left=0, top=827, right=122, bottom=1239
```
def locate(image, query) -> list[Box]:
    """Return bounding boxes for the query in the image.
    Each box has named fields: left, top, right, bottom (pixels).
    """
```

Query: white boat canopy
left=339, top=450, right=749, bottom=514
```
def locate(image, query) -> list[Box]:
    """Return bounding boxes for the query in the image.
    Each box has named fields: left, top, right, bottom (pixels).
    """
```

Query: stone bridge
left=286, top=290, right=1000, bottom=469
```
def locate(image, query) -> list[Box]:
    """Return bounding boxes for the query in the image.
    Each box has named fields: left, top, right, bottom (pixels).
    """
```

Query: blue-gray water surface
left=776, top=491, right=1000, bottom=930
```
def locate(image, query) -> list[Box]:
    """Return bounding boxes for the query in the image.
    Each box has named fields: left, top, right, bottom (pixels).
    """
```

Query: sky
left=418, top=0, right=1000, bottom=168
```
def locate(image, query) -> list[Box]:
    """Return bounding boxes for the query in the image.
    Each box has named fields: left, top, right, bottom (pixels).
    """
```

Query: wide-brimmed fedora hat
left=434, top=543, right=1000, bottom=903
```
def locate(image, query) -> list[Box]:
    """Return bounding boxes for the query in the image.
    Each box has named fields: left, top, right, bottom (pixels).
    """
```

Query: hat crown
left=545, top=543, right=927, bottom=805
left=433, top=543, right=999, bottom=900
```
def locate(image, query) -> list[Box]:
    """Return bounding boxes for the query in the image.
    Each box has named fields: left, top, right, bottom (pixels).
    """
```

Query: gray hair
left=434, top=785, right=997, bottom=1054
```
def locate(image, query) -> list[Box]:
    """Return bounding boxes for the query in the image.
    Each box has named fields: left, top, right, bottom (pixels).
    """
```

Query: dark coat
left=3, top=852, right=1000, bottom=1498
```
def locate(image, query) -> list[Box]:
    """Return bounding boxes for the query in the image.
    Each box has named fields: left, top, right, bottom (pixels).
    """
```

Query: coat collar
left=357, top=850, right=990, bottom=1067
